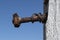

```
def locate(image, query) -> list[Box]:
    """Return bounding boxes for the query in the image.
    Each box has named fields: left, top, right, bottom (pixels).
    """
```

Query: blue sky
left=0, top=0, right=43, bottom=40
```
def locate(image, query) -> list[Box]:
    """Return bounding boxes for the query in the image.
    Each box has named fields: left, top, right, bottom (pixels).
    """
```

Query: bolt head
left=12, top=13, right=21, bottom=28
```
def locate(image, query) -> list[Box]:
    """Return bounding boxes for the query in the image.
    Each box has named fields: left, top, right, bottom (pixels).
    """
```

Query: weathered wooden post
left=45, top=0, right=60, bottom=40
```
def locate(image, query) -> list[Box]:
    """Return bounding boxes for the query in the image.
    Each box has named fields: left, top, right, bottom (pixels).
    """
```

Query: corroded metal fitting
left=12, top=13, right=48, bottom=27
left=12, top=0, right=49, bottom=28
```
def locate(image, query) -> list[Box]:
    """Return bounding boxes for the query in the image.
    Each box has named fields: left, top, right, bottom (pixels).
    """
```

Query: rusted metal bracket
left=12, top=0, right=49, bottom=28
left=12, top=13, right=48, bottom=27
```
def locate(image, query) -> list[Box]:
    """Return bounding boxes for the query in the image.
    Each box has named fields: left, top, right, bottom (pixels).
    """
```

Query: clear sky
left=0, top=0, right=43, bottom=40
